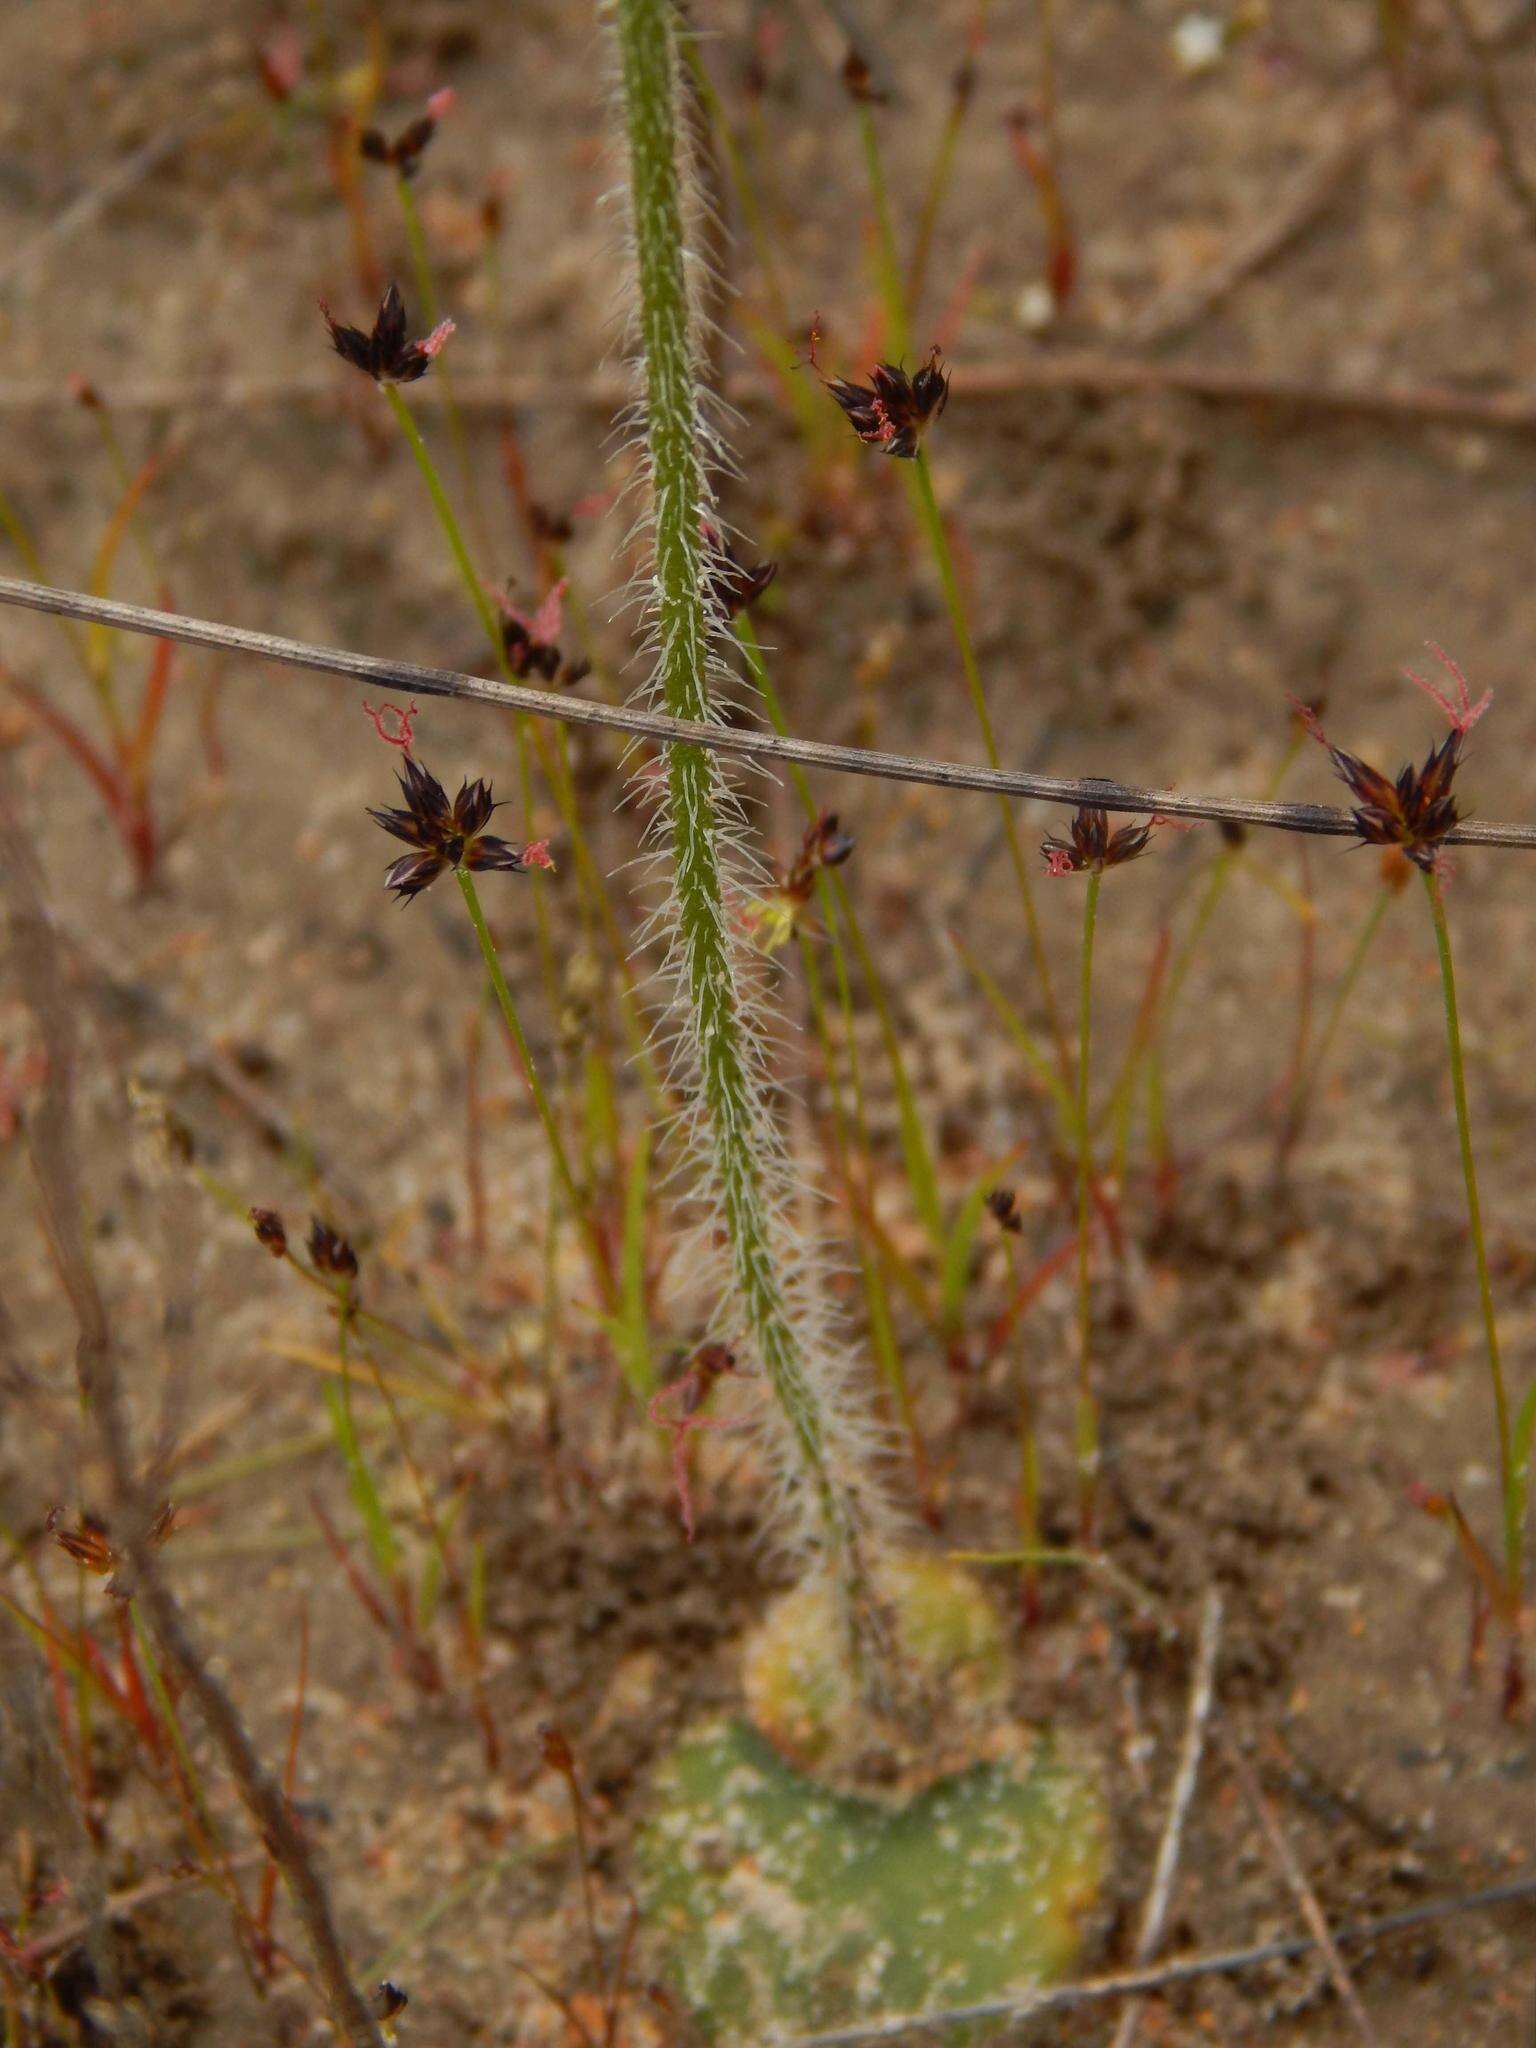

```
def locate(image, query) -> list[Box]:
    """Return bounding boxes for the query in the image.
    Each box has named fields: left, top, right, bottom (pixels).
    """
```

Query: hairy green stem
left=1075, top=868, right=1102, bottom=1539
left=614, top=0, right=888, bottom=1658
left=1422, top=868, right=1519, bottom=1598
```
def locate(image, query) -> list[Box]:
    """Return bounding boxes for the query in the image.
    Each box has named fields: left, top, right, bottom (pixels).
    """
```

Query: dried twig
left=2, top=575, right=1534, bottom=851
left=1220, top=1732, right=1379, bottom=2044
left=0, top=125, right=193, bottom=295
left=0, top=765, right=387, bottom=2048
left=2, top=355, right=1536, bottom=436
left=1442, top=0, right=1536, bottom=240
left=21, top=1852, right=267, bottom=1967
left=775, top=1875, right=1536, bottom=2044
left=1125, top=90, right=1393, bottom=349
left=1110, top=1588, right=1223, bottom=2048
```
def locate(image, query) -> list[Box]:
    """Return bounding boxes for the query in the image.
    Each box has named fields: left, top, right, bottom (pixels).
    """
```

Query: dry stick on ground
left=1109, top=1588, right=1223, bottom=2048
left=1219, top=1730, right=1379, bottom=2045
left=10, top=355, right=1536, bottom=436
left=1125, top=87, right=1394, bottom=350
left=778, top=1877, right=1536, bottom=2045
left=0, top=767, right=388, bottom=2048
left=3, top=574, right=1536, bottom=852
left=0, top=124, right=194, bottom=296
left=1441, top=0, right=1536, bottom=240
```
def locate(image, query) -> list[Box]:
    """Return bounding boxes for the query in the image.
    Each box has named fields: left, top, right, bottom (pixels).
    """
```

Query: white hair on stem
left=603, top=0, right=900, bottom=1676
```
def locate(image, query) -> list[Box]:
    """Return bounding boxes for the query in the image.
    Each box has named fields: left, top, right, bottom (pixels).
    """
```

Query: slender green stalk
left=905, top=52, right=977, bottom=315
left=739, top=615, right=945, bottom=1254
left=455, top=866, right=616, bottom=1313
left=1074, top=868, right=1102, bottom=1540
left=1422, top=868, right=1519, bottom=1598
left=852, top=98, right=1067, bottom=1070
left=383, top=380, right=666, bottom=1105
left=1280, top=881, right=1397, bottom=1158
left=908, top=449, right=1067, bottom=1067
left=394, top=173, right=488, bottom=552
left=1000, top=1234, right=1043, bottom=1621
left=1108, top=734, right=1306, bottom=1165
left=613, top=0, right=892, bottom=1668
left=857, top=104, right=911, bottom=357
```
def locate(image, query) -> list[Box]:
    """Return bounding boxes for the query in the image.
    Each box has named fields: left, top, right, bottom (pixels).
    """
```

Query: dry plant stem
left=1441, top=0, right=1536, bottom=239
left=1219, top=1732, right=1378, bottom=2045
left=1423, top=867, right=1520, bottom=1597
left=613, top=0, right=890, bottom=1665
left=1074, top=868, right=1101, bottom=1537
left=777, top=1886, right=1536, bottom=2046
left=39, top=351, right=1536, bottom=436
left=0, top=777, right=386, bottom=2048
left=456, top=866, right=617, bottom=1312
left=1111, top=1588, right=1222, bottom=2048
left=9, top=574, right=1536, bottom=848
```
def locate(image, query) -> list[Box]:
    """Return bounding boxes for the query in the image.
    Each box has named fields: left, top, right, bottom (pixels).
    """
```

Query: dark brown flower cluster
left=705, top=534, right=778, bottom=621
left=783, top=811, right=855, bottom=901
left=49, top=1502, right=176, bottom=1598
left=306, top=1217, right=359, bottom=1280
left=986, top=1187, right=1023, bottom=1235
left=360, top=90, right=453, bottom=178
left=368, top=755, right=553, bottom=903
left=322, top=282, right=453, bottom=385
left=1322, top=732, right=1464, bottom=873
left=497, top=581, right=589, bottom=686
left=1295, top=642, right=1490, bottom=874
left=250, top=1206, right=288, bottom=1257
left=743, top=812, right=855, bottom=950
left=825, top=348, right=950, bottom=459
left=1041, top=806, right=1152, bottom=877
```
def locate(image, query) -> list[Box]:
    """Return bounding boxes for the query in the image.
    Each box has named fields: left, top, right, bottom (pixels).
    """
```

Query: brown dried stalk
left=0, top=763, right=386, bottom=2048
left=2, top=574, right=1534, bottom=851
left=782, top=1876, right=1536, bottom=2044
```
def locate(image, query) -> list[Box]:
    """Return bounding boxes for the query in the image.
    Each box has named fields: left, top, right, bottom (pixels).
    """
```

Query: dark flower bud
left=372, top=1981, right=409, bottom=2022
left=367, top=754, right=552, bottom=902
left=824, top=349, right=950, bottom=459
left=540, top=1723, right=575, bottom=1775
left=306, top=1218, right=358, bottom=1280
left=840, top=47, right=889, bottom=104
left=250, top=1206, right=288, bottom=1258
left=321, top=282, right=454, bottom=386
left=1042, top=806, right=1153, bottom=876
left=986, top=1187, right=1023, bottom=1235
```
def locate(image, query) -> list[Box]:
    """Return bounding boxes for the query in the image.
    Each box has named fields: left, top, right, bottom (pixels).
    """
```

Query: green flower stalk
left=1042, top=804, right=1157, bottom=1539
left=609, top=0, right=895, bottom=1672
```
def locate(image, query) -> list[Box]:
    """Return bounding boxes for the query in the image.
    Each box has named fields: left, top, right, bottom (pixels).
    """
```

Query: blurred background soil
left=1, top=0, right=1535, bottom=2041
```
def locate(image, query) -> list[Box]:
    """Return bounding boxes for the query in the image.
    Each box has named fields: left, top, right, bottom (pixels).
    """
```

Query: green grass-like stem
left=455, top=866, right=616, bottom=1312
left=1074, top=869, right=1102, bottom=1538
left=1422, top=867, right=1519, bottom=1598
